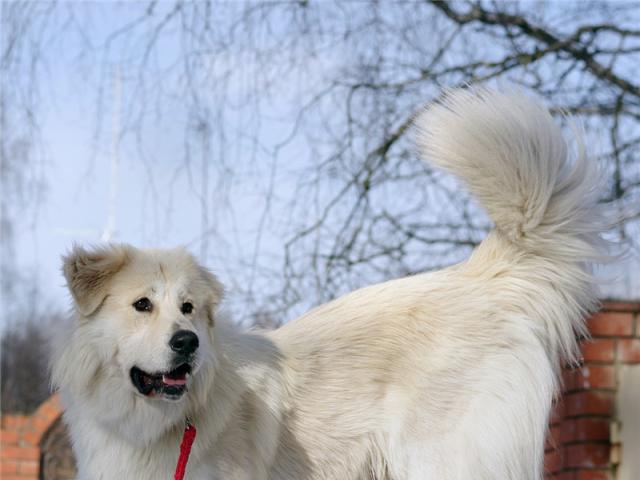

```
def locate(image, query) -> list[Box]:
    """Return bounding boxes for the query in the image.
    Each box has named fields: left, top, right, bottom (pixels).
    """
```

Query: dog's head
left=53, top=244, right=222, bottom=442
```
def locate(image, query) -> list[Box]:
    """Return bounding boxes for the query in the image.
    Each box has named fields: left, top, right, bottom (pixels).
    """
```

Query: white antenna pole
left=102, top=64, right=121, bottom=243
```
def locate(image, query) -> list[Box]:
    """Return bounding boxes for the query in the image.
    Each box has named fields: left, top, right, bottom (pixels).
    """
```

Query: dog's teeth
left=162, top=374, right=187, bottom=386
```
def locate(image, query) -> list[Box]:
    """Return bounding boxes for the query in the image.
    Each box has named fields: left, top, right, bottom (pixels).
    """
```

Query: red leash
left=174, top=419, right=197, bottom=480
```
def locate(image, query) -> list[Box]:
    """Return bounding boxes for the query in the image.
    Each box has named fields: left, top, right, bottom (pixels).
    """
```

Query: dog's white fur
left=52, top=88, right=610, bottom=480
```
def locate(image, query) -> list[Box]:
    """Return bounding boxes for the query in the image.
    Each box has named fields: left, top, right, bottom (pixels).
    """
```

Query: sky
left=13, top=72, right=274, bottom=323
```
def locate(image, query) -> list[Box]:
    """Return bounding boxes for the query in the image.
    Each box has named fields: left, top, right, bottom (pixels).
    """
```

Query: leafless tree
left=1, top=2, right=69, bottom=412
left=2, top=0, right=639, bottom=328
left=0, top=1, right=53, bottom=323
left=152, top=0, right=637, bottom=320
left=1, top=315, right=59, bottom=413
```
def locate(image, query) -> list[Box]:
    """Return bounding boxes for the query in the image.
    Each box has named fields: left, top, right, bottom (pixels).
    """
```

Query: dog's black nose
left=169, top=330, right=199, bottom=355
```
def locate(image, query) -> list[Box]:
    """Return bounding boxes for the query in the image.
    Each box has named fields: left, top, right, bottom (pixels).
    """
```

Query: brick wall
left=1, top=302, right=638, bottom=479
left=545, top=301, right=640, bottom=480
left=0, top=395, right=65, bottom=480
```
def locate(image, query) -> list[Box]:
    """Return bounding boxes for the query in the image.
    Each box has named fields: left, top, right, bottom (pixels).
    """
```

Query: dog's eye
left=133, top=297, right=153, bottom=312
left=181, top=302, right=194, bottom=315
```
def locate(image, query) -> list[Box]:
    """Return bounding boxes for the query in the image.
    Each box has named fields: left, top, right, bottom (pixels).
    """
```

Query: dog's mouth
left=130, top=363, right=192, bottom=400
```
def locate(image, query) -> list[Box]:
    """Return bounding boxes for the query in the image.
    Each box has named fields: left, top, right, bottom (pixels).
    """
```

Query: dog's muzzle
left=130, top=363, right=192, bottom=400
left=130, top=330, right=199, bottom=400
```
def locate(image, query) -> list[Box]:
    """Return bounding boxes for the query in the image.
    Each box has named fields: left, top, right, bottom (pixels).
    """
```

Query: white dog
left=52, top=88, right=609, bottom=480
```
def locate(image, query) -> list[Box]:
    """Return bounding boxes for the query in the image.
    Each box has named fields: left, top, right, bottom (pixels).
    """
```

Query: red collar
left=174, top=419, right=197, bottom=480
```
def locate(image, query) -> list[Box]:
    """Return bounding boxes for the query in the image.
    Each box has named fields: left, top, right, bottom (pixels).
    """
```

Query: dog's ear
left=62, top=244, right=131, bottom=316
left=198, top=265, right=224, bottom=326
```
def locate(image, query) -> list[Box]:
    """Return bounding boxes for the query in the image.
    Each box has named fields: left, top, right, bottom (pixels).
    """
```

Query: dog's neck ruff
left=174, top=419, right=197, bottom=480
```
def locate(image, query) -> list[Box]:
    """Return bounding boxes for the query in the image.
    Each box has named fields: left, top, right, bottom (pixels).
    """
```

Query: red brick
left=35, top=395, right=62, bottom=421
left=550, top=402, right=565, bottom=424
left=0, top=459, right=18, bottom=474
left=617, top=339, right=640, bottom=363
left=36, top=402, right=59, bottom=422
left=545, top=449, right=562, bottom=473
left=561, top=418, right=610, bottom=443
left=0, top=446, right=39, bottom=461
left=560, top=419, right=576, bottom=443
left=546, top=425, right=562, bottom=450
left=552, top=472, right=576, bottom=480
left=0, top=429, right=19, bottom=445
left=601, top=301, right=640, bottom=312
left=18, top=460, right=39, bottom=474
left=0, top=416, right=29, bottom=430
left=21, top=429, right=42, bottom=446
left=30, top=415, right=52, bottom=435
left=570, top=417, right=610, bottom=442
left=574, top=365, right=616, bottom=390
left=566, top=443, right=610, bottom=468
left=563, top=369, right=578, bottom=392
left=565, top=391, right=614, bottom=417
left=575, top=470, right=612, bottom=480
left=587, top=312, right=633, bottom=337
left=580, top=339, right=615, bottom=363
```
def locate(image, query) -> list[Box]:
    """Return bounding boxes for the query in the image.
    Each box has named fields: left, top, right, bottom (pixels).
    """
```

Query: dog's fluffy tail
left=416, top=87, right=611, bottom=362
